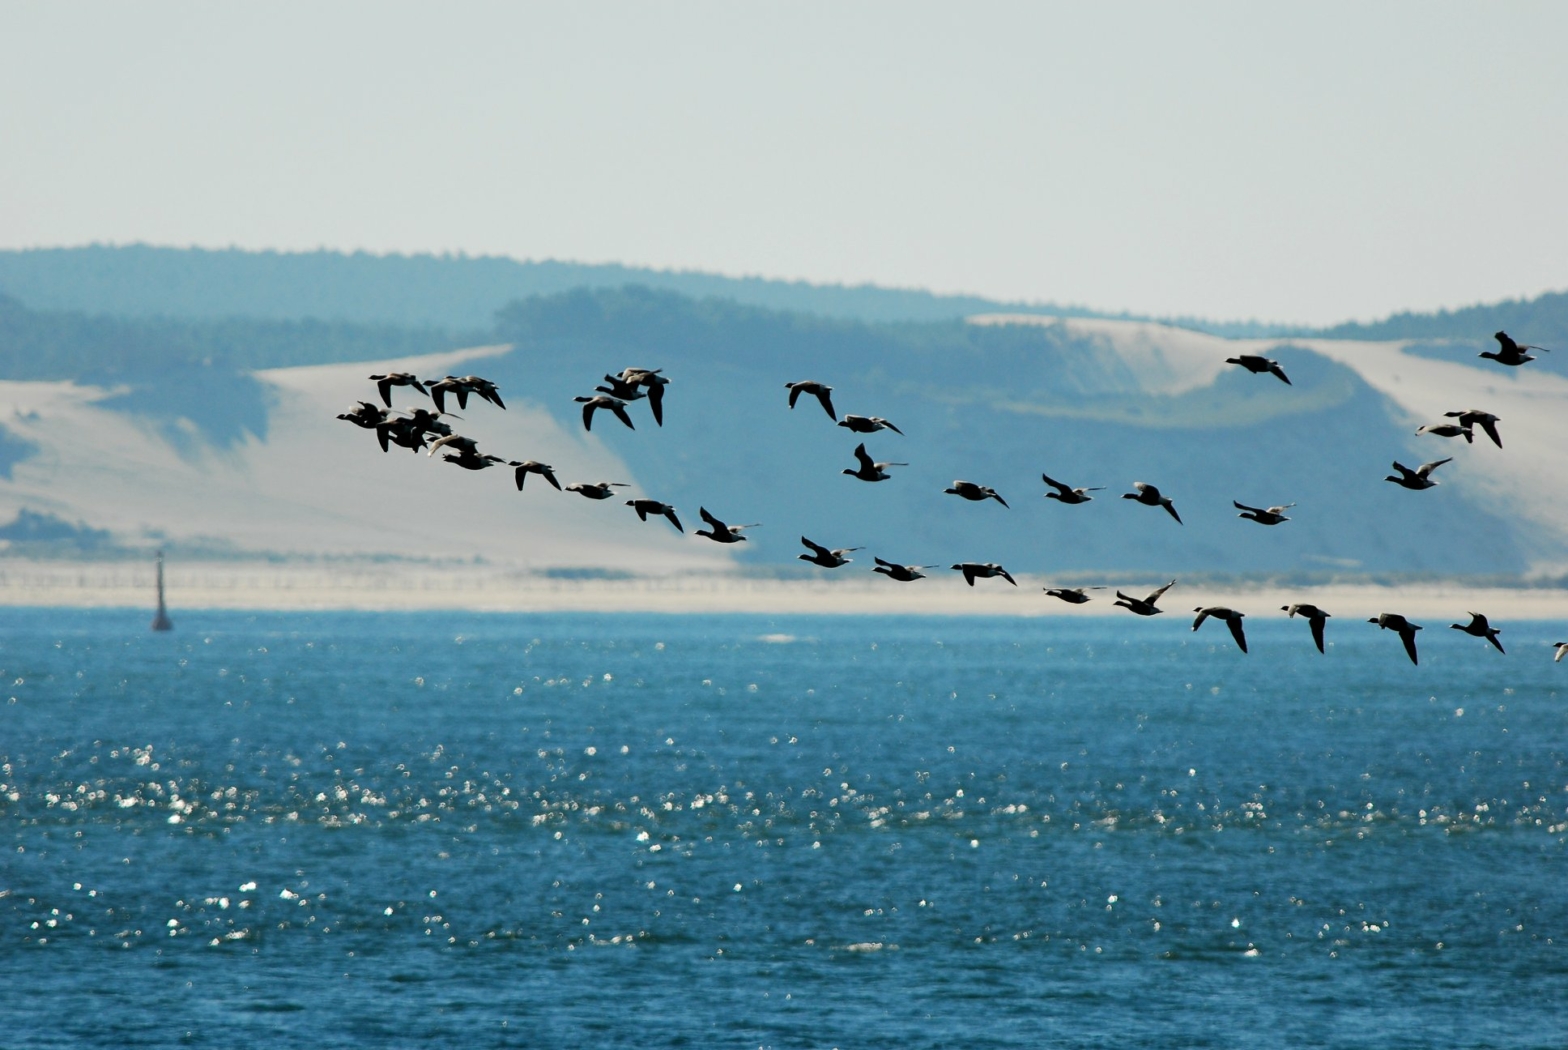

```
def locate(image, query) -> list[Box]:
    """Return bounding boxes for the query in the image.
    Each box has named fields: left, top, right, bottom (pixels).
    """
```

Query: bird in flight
left=1385, top=459, right=1450, bottom=491
left=1041, top=473, right=1103, bottom=505
left=1234, top=500, right=1294, bottom=525
left=1192, top=606, right=1248, bottom=653
left=1281, top=603, right=1331, bottom=653
left=1225, top=354, right=1292, bottom=385
left=785, top=381, right=837, bottom=421
left=1369, top=613, right=1423, bottom=665
left=1123, top=482, right=1181, bottom=523
left=1114, top=580, right=1175, bottom=616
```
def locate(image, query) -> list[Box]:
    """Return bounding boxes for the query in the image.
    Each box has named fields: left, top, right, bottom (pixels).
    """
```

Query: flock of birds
left=338, top=330, right=1568, bottom=666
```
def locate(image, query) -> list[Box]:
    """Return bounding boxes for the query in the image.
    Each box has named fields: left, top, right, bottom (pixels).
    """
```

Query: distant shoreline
left=3, top=559, right=1566, bottom=620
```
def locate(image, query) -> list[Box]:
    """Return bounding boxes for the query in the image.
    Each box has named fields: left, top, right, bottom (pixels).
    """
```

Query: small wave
left=756, top=633, right=797, bottom=644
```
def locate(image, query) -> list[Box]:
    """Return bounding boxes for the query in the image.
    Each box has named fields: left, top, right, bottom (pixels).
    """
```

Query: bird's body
left=1554, top=642, right=1568, bottom=663
left=443, top=450, right=506, bottom=471
left=595, top=374, right=646, bottom=402
left=1123, top=482, right=1181, bottom=524
left=510, top=460, right=562, bottom=491
left=951, top=562, right=1017, bottom=586
left=1234, top=500, right=1294, bottom=525
left=945, top=481, right=1008, bottom=507
left=1416, top=423, right=1473, bottom=442
left=1226, top=355, right=1291, bottom=385
left=1385, top=458, right=1451, bottom=490
left=799, top=536, right=862, bottom=568
left=1113, top=580, right=1175, bottom=616
left=785, top=381, right=836, bottom=421
left=566, top=481, right=629, bottom=500
left=377, top=408, right=453, bottom=453
left=1450, top=612, right=1504, bottom=654
left=1041, top=473, right=1103, bottom=505
left=1445, top=409, right=1502, bottom=449
left=696, top=507, right=758, bottom=543
left=427, top=433, right=480, bottom=458
left=1481, top=331, right=1548, bottom=366
left=843, top=443, right=906, bottom=482
left=1282, top=603, right=1331, bottom=653
left=872, top=557, right=935, bottom=582
left=1369, top=613, right=1423, bottom=665
left=368, top=372, right=428, bottom=407
left=1192, top=606, right=1248, bottom=653
left=574, top=395, right=636, bottom=432
left=338, top=401, right=389, bottom=429
left=837, top=415, right=903, bottom=436
left=627, top=498, right=683, bottom=532
left=616, top=368, right=668, bottom=425
left=430, top=375, right=504, bottom=413
left=1044, top=586, right=1103, bottom=604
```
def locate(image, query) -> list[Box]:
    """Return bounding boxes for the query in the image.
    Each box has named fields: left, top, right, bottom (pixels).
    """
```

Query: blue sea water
left=2, top=607, right=1566, bottom=1049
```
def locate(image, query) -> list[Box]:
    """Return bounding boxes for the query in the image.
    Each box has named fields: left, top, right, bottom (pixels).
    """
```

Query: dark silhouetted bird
left=442, top=450, right=506, bottom=471
left=799, top=536, right=862, bottom=568
left=843, top=443, right=906, bottom=482
left=1041, top=473, right=1103, bottom=505
left=1192, top=606, right=1248, bottom=653
left=1122, top=482, right=1181, bottom=523
left=785, top=381, right=836, bottom=421
left=951, top=562, right=1017, bottom=586
left=1444, top=409, right=1502, bottom=449
left=1044, top=586, right=1104, bottom=604
left=368, top=372, right=428, bottom=407
left=510, top=460, right=562, bottom=491
left=1450, top=612, right=1504, bottom=653
left=945, top=481, right=1008, bottom=507
left=1225, top=354, right=1291, bottom=385
left=1234, top=500, right=1294, bottom=525
left=1369, top=613, right=1423, bottom=665
left=696, top=507, right=759, bottom=543
left=1481, top=331, right=1548, bottom=366
left=574, top=395, right=636, bottom=432
left=566, top=481, right=629, bottom=500
left=430, top=375, right=504, bottom=413
left=837, top=415, right=903, bottom=436
left=1114, top=580, right=1175, bottom=616
left=627, top=498, right=683, bottom=532
left=872, top=557, right=936, bottom=582
left=1385, top=458, right=1450, bottom=490
left=1281, top=603, right=1331, bottom=653
left=338, top=401, right=388, bottom=429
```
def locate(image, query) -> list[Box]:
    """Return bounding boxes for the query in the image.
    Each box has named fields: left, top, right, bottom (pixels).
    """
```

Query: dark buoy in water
left=151, top=550, right=173, bottom=632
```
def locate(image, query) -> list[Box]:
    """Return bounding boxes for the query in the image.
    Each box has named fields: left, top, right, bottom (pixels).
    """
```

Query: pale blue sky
left=3, top=1, right=1566, bottom=325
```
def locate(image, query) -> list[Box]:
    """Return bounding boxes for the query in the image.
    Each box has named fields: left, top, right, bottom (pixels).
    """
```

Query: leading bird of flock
left=1041, top=473, right=1103, bottom=505
left=1225, top=354, right=1292, bottom=385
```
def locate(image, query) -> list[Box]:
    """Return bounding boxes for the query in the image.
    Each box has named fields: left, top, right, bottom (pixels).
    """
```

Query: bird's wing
left=1192, top=609, right=1211, bottom=630
left=1233, top=500, right=1261, bottom=514
left=699, top=507, right=722, bottom=530
left=1399, top=627, right=1420, bottom=666
left=873, top=557, right=895, bottom=568
left=817, top=389, right=837, bottom=421
left=1133, top=481, right=1153, bottom=495
left=787, top=384, right=803, bottom=409
left=1000, top=569, right=1017, bottom=585
left=580, top=401, right=596, bottom=431
left=1269, top=504, right=1297, bottom=514
left=1042, top=473, right=1071, bottom=495
left=541, top=466, right=562, bottom=490
left=1269, top=362, right=1292, bottom=385
left=801, top=536, right=831, bottom=558
left=1164, top=501, right=1182, bottom=524
left=1309, top=616, right=1326, bottom=654
left=429, top=387, right=446, bottom=414
left=1390, top=461, right=1417, bottom=480
left=1227, top=616, right=1249, bottom=653
left=426, top=433, right=460, bottom=457
left=1148, top=580, right=1176, bottom=603
left=883, top=419, right=904, bottom=435
left=374, top=425, right=391, bottom=453
left=487, top=388, right=506, bottom=409
left=1478, top=418, right=1502, bottom=448
left=853, top=444, right=875, bottom=471
left=989, top=491, right=1009, bottom=508
left=610, top=401, right=636, bottom=430
left=513, top=465, right=529, bottom=491
left=1417, top=458, right=1452, bottom=477
left=1488, top=632, right=1505, bottom=654
left=454, top=387, right=470, bottom=410
left=376, top=379, right=394, bottom=407
left=647, top=382, right=664, bottom=426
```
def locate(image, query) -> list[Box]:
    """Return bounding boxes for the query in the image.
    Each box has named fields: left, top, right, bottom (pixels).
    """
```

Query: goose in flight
left=337, top=401, right=389, bottom=429
left=510, top=460, right=562, bottom=491
left=951, top=562, right=1017, bottom=586
left=843, top=443, right=907, bottom=482
left=1192, top=607, right=1248, bottom=653
left=1044, top=586, right=1103, bottom=604
left=1041, top=473, right=1103, bottom=505
left=872, top=557, right=936, bottom=582
left=1122, top=482, right=1181, bottom=524
left=627, top=498, right=683, bottom=532
left=799, top=536, right=862, bottom=568
left=696, top=507, right=759, bottom=543
left=566, top=481, right=629, bottom=500
left=1114, top=580, right=1175, bottom=616
left=1444, top=409, right=1502, bottom=449
left=1225, top=354, right=1291, bottom=385
left=614, top=368, right=669, bottom=425
left=1234, top=500, right=1294, bottom=525
left=442, top=450, right=507, bottom=471
left=595, top=373, right=646, bottom=402
left=945, top=481, right=1009, bottom=507
left=1369, top=613, right=1423, bottom=665
left=1554, top=642, right=1568, bottom=663
left=1281, top=603, right=1331, bottom=653
left=1415, top=422, right=1472, bottom=442
left=574, top=395, right=636, bottom=432
left=368, top=372, right=428, bottom=407
left=1449, top=612, right=1504, bottom=654
left=837, top=415, right=904, bottom=436
left=785, top=381, right=837, bottom=421
left=1481, top=331, right=1548, bottom=366
left=426, top=433, right=480, bottom=458
left=378, top=409, right=453, bottom=452
left=1385, top=458, right=1450, bottom=491
left=430, top=375, right=504, bottom=413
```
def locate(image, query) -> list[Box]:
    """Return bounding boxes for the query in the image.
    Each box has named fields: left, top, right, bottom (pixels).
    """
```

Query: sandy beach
left=4, top=557, right=1567, bottom=620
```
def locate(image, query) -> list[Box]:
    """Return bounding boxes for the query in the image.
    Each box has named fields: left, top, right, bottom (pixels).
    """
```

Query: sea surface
left=2, top=608, right=1566, bottom=1049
